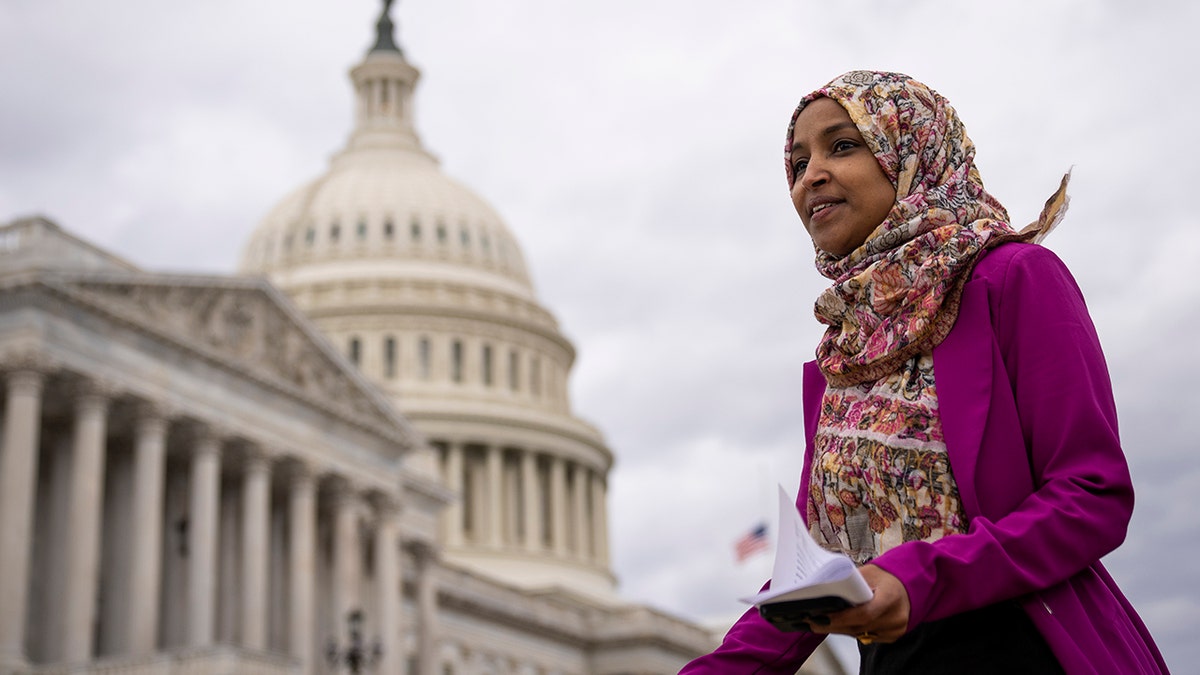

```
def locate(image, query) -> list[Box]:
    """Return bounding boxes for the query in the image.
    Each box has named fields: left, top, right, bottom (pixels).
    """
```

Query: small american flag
left=734, top=523, right=769, bottom=563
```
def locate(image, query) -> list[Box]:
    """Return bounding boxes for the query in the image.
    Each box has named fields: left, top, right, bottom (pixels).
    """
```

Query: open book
left=740, top=485, right=873, bottom=631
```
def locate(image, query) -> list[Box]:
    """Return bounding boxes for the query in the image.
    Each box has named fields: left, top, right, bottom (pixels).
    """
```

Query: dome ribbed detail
left=241, top=150, right=535, bottom=297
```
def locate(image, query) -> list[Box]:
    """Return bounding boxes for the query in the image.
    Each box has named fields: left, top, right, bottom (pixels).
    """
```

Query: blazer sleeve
left=869, top=244, right=1135, bottom=627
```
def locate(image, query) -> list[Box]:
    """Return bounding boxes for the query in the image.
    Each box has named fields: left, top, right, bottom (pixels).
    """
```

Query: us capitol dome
left=240, top=3, right=616, bottom=599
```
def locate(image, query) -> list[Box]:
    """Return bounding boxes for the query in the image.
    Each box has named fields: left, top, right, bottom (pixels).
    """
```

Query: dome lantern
left=334, top=0, right=430, bottom=161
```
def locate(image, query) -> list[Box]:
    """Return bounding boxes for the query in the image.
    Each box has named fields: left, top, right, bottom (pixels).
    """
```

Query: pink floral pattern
left=807, top=353, right=968, bottom=563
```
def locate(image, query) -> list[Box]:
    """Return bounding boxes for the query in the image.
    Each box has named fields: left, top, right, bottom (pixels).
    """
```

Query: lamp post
left=326, top=609, right=381, bottom=674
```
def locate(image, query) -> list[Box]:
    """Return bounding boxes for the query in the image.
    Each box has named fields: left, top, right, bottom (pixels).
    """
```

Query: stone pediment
left=48, top=272, right=415, bottom=446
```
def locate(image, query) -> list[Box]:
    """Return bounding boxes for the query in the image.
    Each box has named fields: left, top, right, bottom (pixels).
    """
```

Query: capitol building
left=0, top=3, right=845, bottom=675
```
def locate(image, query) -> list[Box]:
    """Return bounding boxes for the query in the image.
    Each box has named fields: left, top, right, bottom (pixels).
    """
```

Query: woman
left=681, top=71, right=1168, bottom=674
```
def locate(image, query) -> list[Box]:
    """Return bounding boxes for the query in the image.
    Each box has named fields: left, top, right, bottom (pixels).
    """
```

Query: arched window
left=451, top=339, right=464, bottom=383
left=462, top=452, right=477, bottom=538
left=481, top=344, right=493, bottom=386
left=418, top=337, right=431, bottom=380
left=348, top=336, right=361, bottom=367
left=384, top=336, right=397, bottom=379
left=508, top=349, right=519, bottom=391
left=530, top=357, right=541, bottom=397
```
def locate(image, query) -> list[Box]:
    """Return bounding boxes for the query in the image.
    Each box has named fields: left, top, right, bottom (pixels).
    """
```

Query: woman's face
left=790, top=97, right=896, bottom=257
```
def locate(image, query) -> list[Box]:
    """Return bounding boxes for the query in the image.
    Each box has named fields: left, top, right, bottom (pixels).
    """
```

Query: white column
left=61, top=387, right=110, bottom=663
left=331, top=483, right=360, bottom=643
left=372, top=499, right=402, bottom=675
left=549, top=456, right=568, bottom=556
left=520, top=450, right=541, bottom=552
left=188, top=432, right=221, bottom=647
left=127, top=405, right=168, bottom=655
left=569, top=463, right=588, bottom=557
left=413, top=544, right=439, bottom=675
left=241, top=451, right=270, bottom=650
left=0, top=369, right=45, bottom=667
left=590, top=471, right=610, bottom=566
left=286, top=464, right=316, bottom=674
left=485, top=445, right=503, bottom=548
left=442, top=443, right=463, bottom=548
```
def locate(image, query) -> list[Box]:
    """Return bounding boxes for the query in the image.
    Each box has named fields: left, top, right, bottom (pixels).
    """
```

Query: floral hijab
left=786, top=71, right=1068, bottom=387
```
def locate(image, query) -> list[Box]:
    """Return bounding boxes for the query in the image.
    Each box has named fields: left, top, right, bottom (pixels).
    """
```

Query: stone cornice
left=587, top=604, right=717, bottom=655
left=298, top=292, right=575, bottom=361
left=14, top=270, right=423, bottom=450
left=428, top=561, right=713, bottom=655
left=406, top=407, right=614, bottom=469
left=315, top=303, right=573, bottom=356
left=430, top=562, right=591, bottom=647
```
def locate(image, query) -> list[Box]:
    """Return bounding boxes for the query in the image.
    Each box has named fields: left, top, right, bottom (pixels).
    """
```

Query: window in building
left=451, top=339, right=464, bottom=383
left=384, top=336, right=397, bottom=379
left=418, top=337, right=431, bottom=380
left=348, top=336, right=361, bottom=367
left=460, top=226, right=470, bottom=248
left=538, top=456, right=553, bottom=546
left=306, top=228, right=316, bottom=246
left=330, top=222, right=341, bottom=243
left=481, top=344, right=493, bottom=387
left=480, top=232, right=491, bottom=256
left=530, top=357, right=541, bottom=397
left=383, top=219, right=394, bottom=240
left=462, top=457, right=476, bottom=538
left=508, top=349, right=519, bottom=391
left=436, top=221, right=447, bottom=244
left=411, top=217, right=422, bottom=241
left=357, top=218, right=368, bottom=240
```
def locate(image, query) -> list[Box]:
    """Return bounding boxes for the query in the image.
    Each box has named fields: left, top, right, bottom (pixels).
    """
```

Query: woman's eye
left=793, top=158, right=809, bottom=174
left=833, top=139, right=857, bottom=153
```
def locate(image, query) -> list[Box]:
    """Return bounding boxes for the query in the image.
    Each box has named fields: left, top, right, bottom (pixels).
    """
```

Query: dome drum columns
left=439, top=441, right=610, bottom=570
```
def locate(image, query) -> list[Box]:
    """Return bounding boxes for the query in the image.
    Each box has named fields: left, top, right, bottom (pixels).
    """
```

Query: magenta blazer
left=682, top=244, right=1169, bottom=674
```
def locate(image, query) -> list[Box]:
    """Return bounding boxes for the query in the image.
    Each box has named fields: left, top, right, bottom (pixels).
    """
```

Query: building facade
left=0, top=4, right=846, bottom=675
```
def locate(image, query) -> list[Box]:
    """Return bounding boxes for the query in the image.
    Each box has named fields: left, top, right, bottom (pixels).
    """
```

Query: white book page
left=742, top=485, right=873, bottom=606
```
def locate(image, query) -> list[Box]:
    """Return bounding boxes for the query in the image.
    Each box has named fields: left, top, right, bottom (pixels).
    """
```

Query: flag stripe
left=734, top=523, right=769, bottom=562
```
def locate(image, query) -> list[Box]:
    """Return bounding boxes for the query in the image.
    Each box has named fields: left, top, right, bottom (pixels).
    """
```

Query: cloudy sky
left=3, top=0, right=1197, bottom=670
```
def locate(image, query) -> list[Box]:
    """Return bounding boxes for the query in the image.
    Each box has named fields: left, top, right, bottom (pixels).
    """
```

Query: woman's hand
left=808, top=565, right=911, bottom=644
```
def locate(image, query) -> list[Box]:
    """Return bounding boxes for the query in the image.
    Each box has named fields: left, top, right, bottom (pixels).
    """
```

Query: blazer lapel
left=799, top=360, right=827, bottom=520
left=932, top=279, right=993, bottom=519
left=802, top=360, right=825, bottom=451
